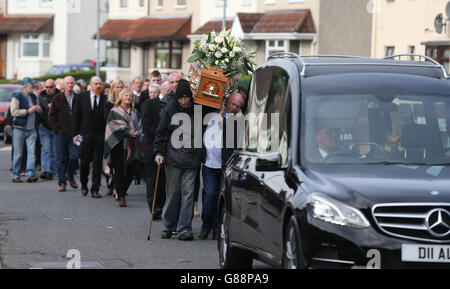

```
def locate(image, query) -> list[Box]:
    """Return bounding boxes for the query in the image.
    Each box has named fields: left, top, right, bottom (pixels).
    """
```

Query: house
left=0, top=0, right=108, bottom=80
left=190, top=0, right=372, bottom=66
left=99, top=0, right=258, bottom=82
left=371, top=0, right=450, bottom=73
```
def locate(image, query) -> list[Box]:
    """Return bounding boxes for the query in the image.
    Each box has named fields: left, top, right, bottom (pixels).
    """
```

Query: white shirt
left=159, top=94, right=164, bottom=100
left=204, top=114, right=222, bottom=169
left=90, top=91, right=99, bottom=110
left=319, top=148, right=328, bottom=159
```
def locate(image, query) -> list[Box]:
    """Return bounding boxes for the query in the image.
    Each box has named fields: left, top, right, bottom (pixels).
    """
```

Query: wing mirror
left=256, top=152, right=282, bottom=172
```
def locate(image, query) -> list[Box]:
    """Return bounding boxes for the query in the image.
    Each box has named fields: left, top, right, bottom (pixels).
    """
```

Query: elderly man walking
left=49, top=76, right=80, bottom=192
left=154, top=79, right=201, bottom=241
left=38, top=79, right=60, bottom=180
left=199, top=92, right=245, bottom=240
left=10, top=77, right=42, bottom=183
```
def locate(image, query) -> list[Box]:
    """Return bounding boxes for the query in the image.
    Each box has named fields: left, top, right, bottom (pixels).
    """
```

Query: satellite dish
left=435, top=13, right=444, bottom=34
left=446, top=1, right=450, bottom=20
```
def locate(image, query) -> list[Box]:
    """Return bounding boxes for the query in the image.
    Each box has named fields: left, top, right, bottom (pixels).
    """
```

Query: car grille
left=372, top=203, right=450, bottom=243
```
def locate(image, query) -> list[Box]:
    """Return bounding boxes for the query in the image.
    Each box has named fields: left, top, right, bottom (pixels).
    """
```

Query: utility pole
left=222, top=0, right=227, bottom=30
left=96, top=0, right=100, bottom=77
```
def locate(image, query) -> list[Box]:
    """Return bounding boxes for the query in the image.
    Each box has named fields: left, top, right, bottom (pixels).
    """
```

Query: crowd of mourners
left=5, top=70, right=248, bottom=241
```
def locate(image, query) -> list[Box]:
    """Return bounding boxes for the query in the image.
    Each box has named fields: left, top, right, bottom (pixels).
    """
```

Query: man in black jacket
left=154, top=79, right=201, bottom=241
left=38, top=79, right=60, bottom=180
left=72, top=76, right=106, bottom=198
left=141, top=84, right=165, bottom=220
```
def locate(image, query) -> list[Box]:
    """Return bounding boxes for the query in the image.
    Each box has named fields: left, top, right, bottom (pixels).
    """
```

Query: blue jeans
left=201, top=166, right=222, bottom=233
left=163, top=165, right=198, bottom=233
left=11, top=128, right=37, bottom=179
left=39, top=125, right=56, bottom=174
left=55, top=133, right=80, bottom=186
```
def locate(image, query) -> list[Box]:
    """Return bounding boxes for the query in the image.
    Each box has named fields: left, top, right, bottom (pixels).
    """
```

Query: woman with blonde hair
left=104, top=89, right=142, bottom=207
left=104, top=80, right=125, bottom=198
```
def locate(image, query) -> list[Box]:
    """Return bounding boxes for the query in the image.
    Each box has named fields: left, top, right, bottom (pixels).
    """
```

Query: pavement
left=0, top=144, right=220, bottom=269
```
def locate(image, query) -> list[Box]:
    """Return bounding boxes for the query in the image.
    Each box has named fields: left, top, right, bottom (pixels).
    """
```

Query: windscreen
left=301, top=92, right=450, bottom=166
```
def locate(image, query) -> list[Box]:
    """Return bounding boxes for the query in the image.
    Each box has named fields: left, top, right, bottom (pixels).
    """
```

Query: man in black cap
left=154, top=79, right=201, bottom=241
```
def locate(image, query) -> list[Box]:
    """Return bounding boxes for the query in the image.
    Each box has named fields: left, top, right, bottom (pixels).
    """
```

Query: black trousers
left=80, top=141, right=103, bottom=192
left=144, top=158, right=166, bottom=213
left=111, top=141, right=137, bottom=198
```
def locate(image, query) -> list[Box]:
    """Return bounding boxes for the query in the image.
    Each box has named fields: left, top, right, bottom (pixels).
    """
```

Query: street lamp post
left=96, top=0, right=100, bottom=77
left=222, top=0, right=227, bottom=31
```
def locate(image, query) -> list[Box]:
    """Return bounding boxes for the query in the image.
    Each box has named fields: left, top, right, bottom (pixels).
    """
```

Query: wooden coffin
left=189, top=65, right=229, bottom=109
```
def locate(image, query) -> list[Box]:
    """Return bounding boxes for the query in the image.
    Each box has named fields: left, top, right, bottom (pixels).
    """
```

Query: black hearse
left=218, top=53, right=450, bottom=269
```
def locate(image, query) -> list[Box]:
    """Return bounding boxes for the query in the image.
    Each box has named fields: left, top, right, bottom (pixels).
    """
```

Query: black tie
left=93, top=96, right=98, bottom=112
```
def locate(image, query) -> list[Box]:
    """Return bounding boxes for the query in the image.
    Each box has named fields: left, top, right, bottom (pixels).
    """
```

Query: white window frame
left=265, top=39, right=289, bottom=60
left=40, top=0, right=54, bottom=7
left=20, top=34, right=51, bottom=60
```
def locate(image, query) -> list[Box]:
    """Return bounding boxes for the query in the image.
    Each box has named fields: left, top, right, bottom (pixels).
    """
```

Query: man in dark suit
left=72, top=76, right=106, bottom=198
left=141, top=84, right=165, bottom=219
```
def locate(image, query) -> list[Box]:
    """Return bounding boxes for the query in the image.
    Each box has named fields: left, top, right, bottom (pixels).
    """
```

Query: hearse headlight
left=307, top=193, right=370, bottom=229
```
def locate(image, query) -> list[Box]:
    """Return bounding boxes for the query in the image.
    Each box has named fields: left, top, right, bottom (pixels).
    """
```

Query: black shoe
left=12, top=178, right=23, bottom=183
left=81, top=187, right=89, bottom=196
left=40, top=172, right=49, bottom=180
left=212, top=231, right=220, bottom=241
left=178, top=230, right=194, bottom=241
left=153, top=208, right=163, bottom=220
left=107, top=188, right=113, bottom=196
left=161, top=229, right=173, bottom=239
left=199, top=229, right=209, bottom=240
left=26, top=176, right=38, bottom=183
left=91, top=191, right=102, bottom=199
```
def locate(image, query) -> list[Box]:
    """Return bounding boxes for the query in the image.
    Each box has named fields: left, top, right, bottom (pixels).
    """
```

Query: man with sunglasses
left=38, top=79, right=60, bottom=180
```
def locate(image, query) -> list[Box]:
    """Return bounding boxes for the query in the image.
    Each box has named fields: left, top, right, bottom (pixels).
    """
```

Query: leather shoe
left=59, top=185, right=67, bottom=192
left=161, top=229, right=173, bottom=239
left=212, top=231, right=220, bottom=241
left=12, top=178, right=23, bottom=183
left=91, top=191, right=102, bottom=199
left=118, top=197, right=127, bottom=207
left=198, top=229, right=209, bottom=240
left=68, top=179, right=78, bottom=189
left=40, top=172, right=49, bottom=180
left=81, top=187, right=89, bottom=196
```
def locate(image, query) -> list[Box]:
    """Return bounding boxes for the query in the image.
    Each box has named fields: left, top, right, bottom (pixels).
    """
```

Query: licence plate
left=402, top=244, right=450, bottom=263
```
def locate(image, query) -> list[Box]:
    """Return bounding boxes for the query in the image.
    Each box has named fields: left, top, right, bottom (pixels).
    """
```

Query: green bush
left=34, top=69, right=106, bottom=83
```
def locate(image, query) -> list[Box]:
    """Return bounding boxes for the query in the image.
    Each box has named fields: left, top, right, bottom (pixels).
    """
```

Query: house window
left=426, top=46, right=450, bottom=73
left=155, top=40, right=182, bottom=69
left=157, top=0, right=163, bottom=7
left=120, top=0, right=128, bottom=8
left=139, top=0, right=145, bottom=7
left=106, top=41, right=130, bottom=68
left=41, top=0, right=53, bottom=5
left=266, top=40, right=288, bottom=59
left=177, top=0, right=186, bottom=6
left=21, top=34, right=51, bottom=59
left=385, top=46, right=395, bottom=57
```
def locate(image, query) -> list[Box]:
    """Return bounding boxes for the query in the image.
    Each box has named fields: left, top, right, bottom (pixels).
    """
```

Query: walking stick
left=147, top=163, right=161, bottom=241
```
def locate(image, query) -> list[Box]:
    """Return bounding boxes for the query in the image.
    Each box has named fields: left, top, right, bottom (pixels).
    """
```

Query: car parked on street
left=45, top=64, right=94, bottom=75
left=0, top=84, right=22, bottom=143
left=218, top=53, right=450, bottom=269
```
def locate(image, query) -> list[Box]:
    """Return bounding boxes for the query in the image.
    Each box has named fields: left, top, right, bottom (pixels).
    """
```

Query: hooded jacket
left=153, top=99, right=202, bottom=170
